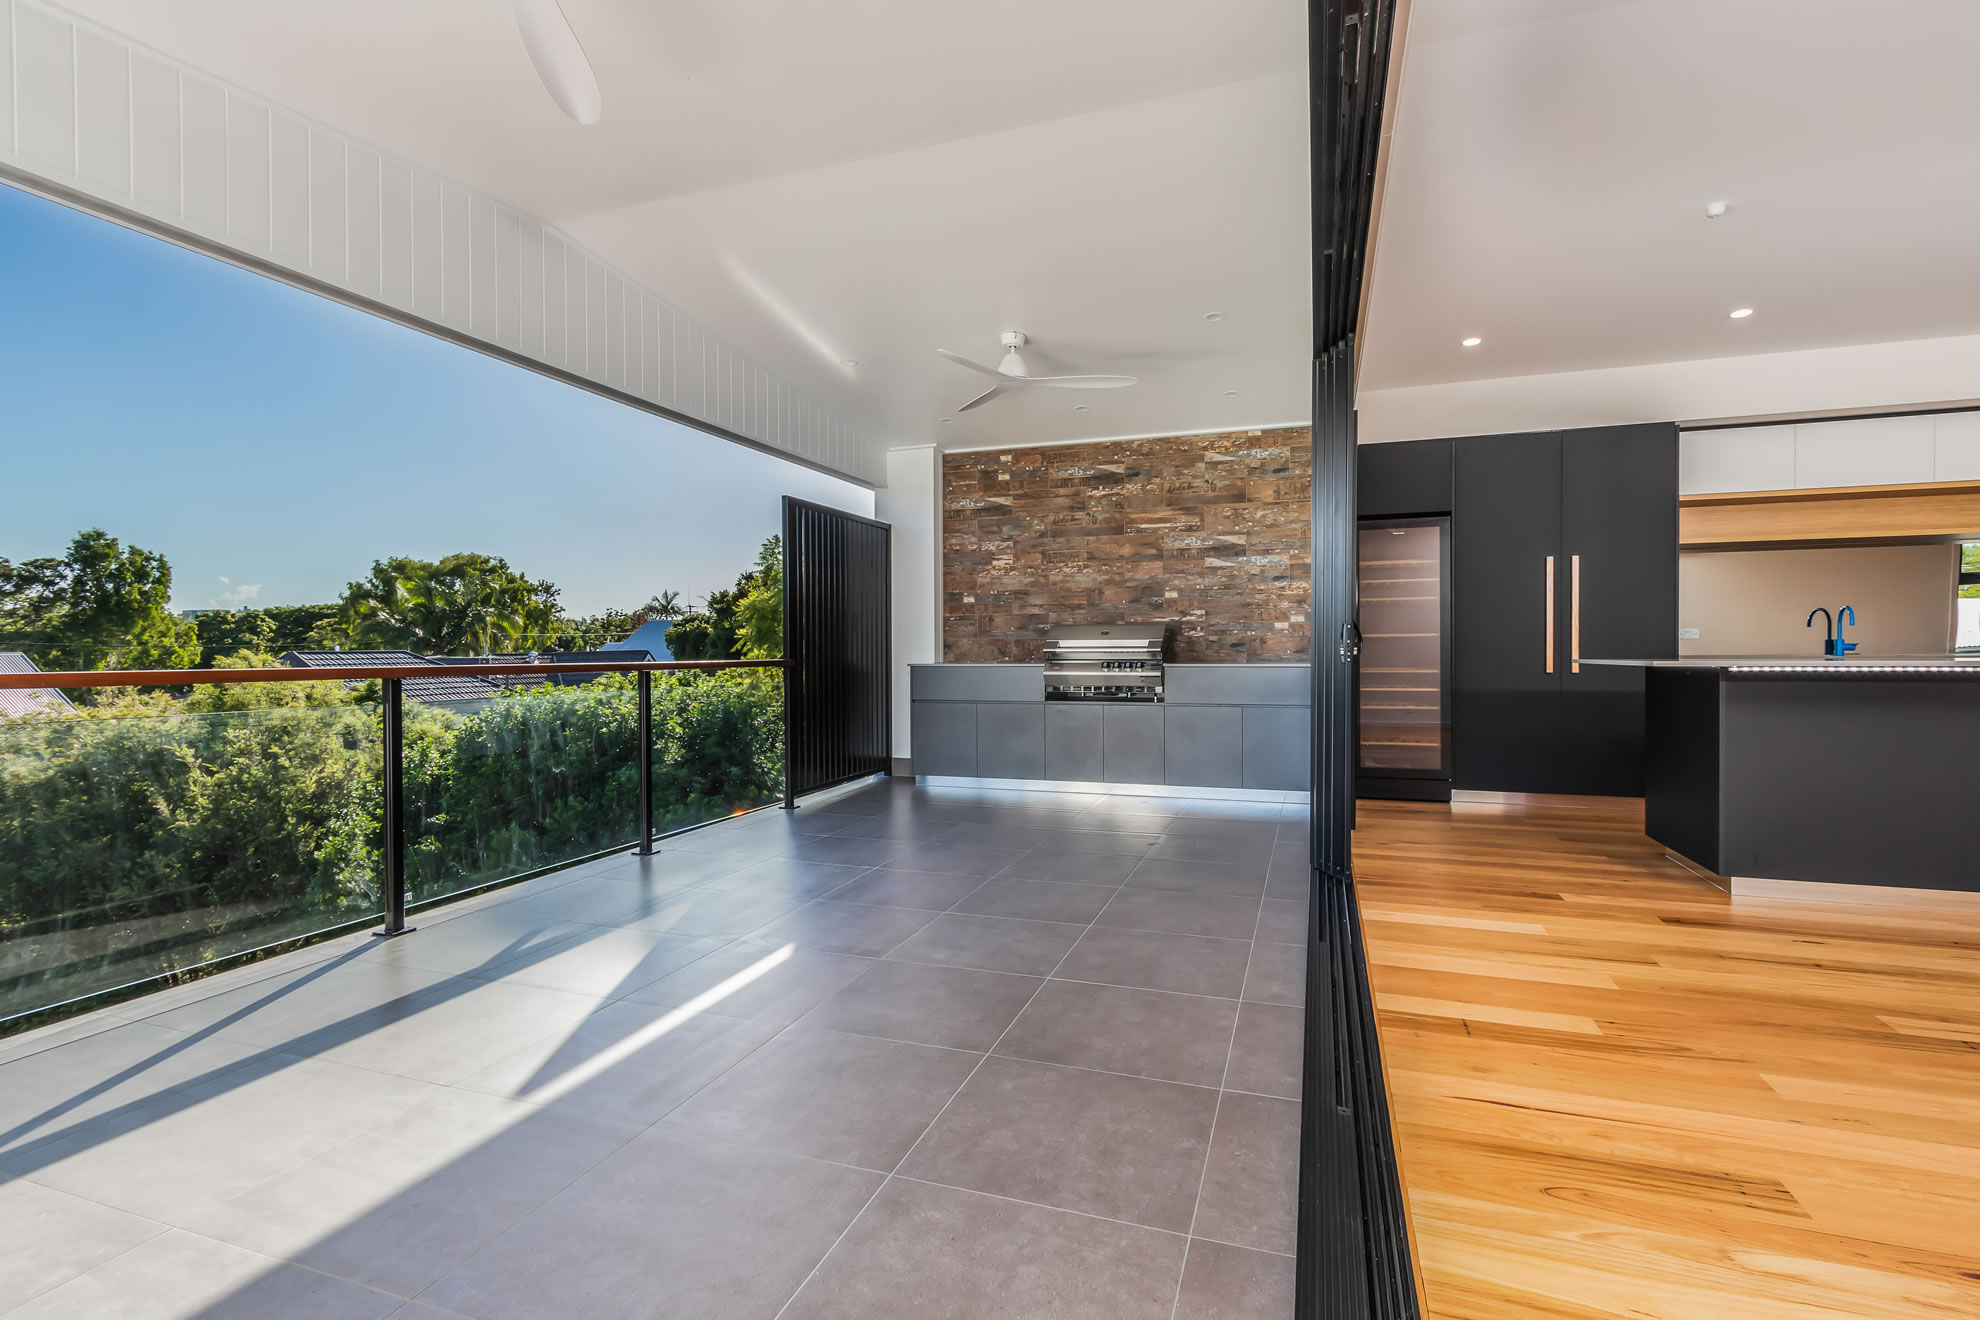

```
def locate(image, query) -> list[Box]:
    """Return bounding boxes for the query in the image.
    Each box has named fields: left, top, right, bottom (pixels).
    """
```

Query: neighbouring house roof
left=605, top=620, right=674, bottom=661
left=0, top=652, right=76, bottom=720
left=278, top=650, right=499, bottom=705
left=438, top=651, right=650, bottom=688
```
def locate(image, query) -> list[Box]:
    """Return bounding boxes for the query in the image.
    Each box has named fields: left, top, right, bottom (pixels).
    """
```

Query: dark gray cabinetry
left=977, top=703, right=1045, bottom=780
left=1164, top=707, right=1244, bottom=788
left=1451, top=424, right=1678, bottom=795
left=1102, top=705, right=1164, bottom=784
left=911, top=702, right=978, bottom=777
left=1244, top=707, right=1311, bottom=790
left=1359, top=438, right=1453, bottom=518
left=1045, top=704, right=1104, bottom=781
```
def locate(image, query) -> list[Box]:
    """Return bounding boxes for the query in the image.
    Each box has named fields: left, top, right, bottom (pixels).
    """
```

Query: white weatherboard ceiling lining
left=52, top=0, right=1313, bottom=457
left=0, top=0, right=871, bottom=483
left=1359, top=0, right=1980, bottom=398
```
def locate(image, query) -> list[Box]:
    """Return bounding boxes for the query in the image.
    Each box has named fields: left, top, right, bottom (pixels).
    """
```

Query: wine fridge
left=1356, top=517, right=1452, bottom=800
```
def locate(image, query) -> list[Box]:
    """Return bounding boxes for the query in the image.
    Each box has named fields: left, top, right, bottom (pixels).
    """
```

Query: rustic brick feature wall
left=943, top=427, right=1312, bottom=663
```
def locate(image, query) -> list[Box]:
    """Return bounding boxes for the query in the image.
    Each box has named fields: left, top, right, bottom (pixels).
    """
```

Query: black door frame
left=1300, top=1, right=1420, bottom=1317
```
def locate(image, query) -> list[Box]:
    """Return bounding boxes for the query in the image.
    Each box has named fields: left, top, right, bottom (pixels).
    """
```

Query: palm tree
left=645, top=590, right=684, bottom=620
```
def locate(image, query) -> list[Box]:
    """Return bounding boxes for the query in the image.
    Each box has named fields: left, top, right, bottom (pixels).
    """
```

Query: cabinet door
left=1359, top=438, right=1453, bottom=518
left=1559, top=423, right=1678, bottom=794
left=1045, top=704, right=1104, bottom=782
left=1453, top=432, right=1566, bottom=791
left=911, top=702, right=978, bottom=777
left=1102, top=705, right=1164, bottom=785
left=1244, top=706, right=1311, bottom=790
left=977, top=703, right=1045, bottom=780
left=1164, top=707, right=1244, bottom=788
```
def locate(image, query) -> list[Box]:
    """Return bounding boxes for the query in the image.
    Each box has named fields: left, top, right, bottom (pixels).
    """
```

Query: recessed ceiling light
left=1074, top=405, right=1090, bottom=413
left=1203, top=312, right=1224, bottom=321
left=1705, top=201, right=1728, bottom=219
left=1729, top=307, right=1754, bottom=319
left=940, top=417, right=953, bottom=424
left=840, top=359, right=858, bottom=367
left=1461, top=336, right=1483, bottom=348
left=1223, top=390, right=1239, bottom=397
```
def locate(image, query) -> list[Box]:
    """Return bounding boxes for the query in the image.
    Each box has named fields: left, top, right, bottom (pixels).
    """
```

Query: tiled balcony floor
left=0, top=779, right=1307, bottom=1319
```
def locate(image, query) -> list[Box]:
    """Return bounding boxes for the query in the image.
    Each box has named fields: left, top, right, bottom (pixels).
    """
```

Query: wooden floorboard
left=1353, top=797, right=1980, bottom=1319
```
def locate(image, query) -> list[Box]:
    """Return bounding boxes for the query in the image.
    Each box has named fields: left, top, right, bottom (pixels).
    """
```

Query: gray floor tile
left=1264, top=868, right=1310, bottom=901
left=821, top=814, right=959, bottom=843
left=952, top=877, right=1118, bottom=924
left=780, top=1178, right=1184, bottom=1320
left=995, top=850, right=1143, bottom=885
left=879, top=840, right=1032, bottom=877
left=1174, top=1238, right=1297, bottom=1320
left=1025, top=827, right=1167, bottom=857
left=423, top=1127, right=881, bottom=1320
left=624, top=940, right=875, bottom=1026
left=821, top=868, right=988, bottom=911
left=1096, top=888, right=1262, bottom=941
left=1255, top=897, right=1308, bottom=945
left=798, top=960, right=1042, bottom=1051
left=352, top=908, right=596, bottom=978
left=478, top=927, right=725, bottom=1000
left=666, top=828, right=792, bottom=860
left=1193, top=1093, right=1300, bottom=1254
left=0, top=1019, right=265, bottom=1136
left=3, top=1227, right=400, bottom=1320
left=901, top=1055, right=1217, bottom=1232
left=1144, top=836, right=1276, bottom=868
left=1242, top=940, right=1305, bottom=1006
left=1055, top=927, right=1252, bottom=999
left=178, top=1089, right=640, bottom=1298
left=1224, top=1003, right=1303, bottom=1099
left=663, top=1026, right=978, bottom=1170
left=885, top=913, right=1087, bottom=977
left=700, top=857, right=873, bottom=902
left=456, top=998, right=782, bottom=1125
left=741, top=900, right=938, bottom=957
left=780, top=833, right=905, bottom=867
left=131, top=959, right=457, bottom=1055
left=995, top=980, right=1238, bottom=1088
left=0, top=1180, right=165, bottom=1310
left=1126, top=858, right=1268, bottom=897
left=613, top=886, right=806, bottom=939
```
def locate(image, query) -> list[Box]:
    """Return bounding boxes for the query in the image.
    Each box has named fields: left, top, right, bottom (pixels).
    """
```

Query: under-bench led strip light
left=1729, top=664, right=1980, bottom=675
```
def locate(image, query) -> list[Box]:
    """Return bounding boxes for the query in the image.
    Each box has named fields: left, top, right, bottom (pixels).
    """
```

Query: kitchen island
left=1588, top=656, right=1980, bottom=893
left=909, top=663, right=1311, bottom=794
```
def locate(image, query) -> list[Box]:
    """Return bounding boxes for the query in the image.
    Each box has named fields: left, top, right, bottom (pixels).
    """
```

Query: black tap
left=1806, top=607, right=1832, bottom=652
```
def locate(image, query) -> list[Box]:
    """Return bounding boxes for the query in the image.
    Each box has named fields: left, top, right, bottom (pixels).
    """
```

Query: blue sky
left=0, top=182, right=870, bottom=616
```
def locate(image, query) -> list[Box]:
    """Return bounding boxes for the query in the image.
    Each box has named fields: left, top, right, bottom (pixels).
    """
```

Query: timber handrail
left=0, top=658, right=786, bottom=690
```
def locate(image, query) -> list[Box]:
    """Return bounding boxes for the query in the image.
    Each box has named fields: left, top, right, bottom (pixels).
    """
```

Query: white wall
left=875, top=446, right=942, bottom=762
left=1357, top=333, right=1980, bottom=446
left=0, top=0, right=872, bottom=482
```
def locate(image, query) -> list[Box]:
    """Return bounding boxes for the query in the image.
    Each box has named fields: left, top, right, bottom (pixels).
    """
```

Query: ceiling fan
left=512, top=0, right=602, bottom=125
left=937, top=332, right=1138, bottom=413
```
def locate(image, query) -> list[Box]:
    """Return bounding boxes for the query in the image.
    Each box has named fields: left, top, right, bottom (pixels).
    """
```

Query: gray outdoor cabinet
left=1243, top=705, right=1311, bottom=790
left=911, top=701, right=979, bottom=777
left=1164, top=706, right=1245, bottom=789
left=1102, top=704, right=1164, bottom=784
left=1045, top=703, right=1105, bottom=781
left=977, top=702, right=1046, bottom=780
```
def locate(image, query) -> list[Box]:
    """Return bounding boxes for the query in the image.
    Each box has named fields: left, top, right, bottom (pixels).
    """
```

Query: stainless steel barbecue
left=1042, top=624, right=1167, bottom=702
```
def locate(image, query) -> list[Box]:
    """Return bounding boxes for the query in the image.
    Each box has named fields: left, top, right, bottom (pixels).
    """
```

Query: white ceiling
left=63, top=0, right=1313, bottom=462
left=1362, top=0, right=1980, bottom=392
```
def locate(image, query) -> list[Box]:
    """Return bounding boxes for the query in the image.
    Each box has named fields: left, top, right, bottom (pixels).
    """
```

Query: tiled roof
left=437, top=651, right=649, bottom=688
left=279, top=650, right=499, bottom=704
left=0, top=652, right=76, bottom=720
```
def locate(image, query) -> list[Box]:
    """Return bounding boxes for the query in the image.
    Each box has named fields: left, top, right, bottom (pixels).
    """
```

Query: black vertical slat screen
left=782, top=497, right=892, bottom=800
left=1301, top=1, right=1419, bottom=1318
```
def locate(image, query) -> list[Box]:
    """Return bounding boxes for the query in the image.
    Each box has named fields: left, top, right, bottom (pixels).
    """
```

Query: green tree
left=734, top=536, right=783, bottom=659
left=645, top=590, right=684, bottom=620
left=340, top=553, right=558, bottom=655
left=0, top=530, right=198, bottom=672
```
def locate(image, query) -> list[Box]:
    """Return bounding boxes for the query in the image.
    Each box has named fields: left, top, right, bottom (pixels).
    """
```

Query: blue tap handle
left=1834, top=605, right=1856, bottom=656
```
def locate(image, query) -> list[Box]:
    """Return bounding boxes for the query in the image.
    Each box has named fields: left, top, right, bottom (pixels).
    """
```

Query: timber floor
left=1353, top=795, right=1980, bottom=1320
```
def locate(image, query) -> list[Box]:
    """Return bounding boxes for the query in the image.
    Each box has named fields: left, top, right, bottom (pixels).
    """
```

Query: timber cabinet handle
left=1571, top=554, right=1582, bottom=674
left=1545, top=555, right=1556, bottom=675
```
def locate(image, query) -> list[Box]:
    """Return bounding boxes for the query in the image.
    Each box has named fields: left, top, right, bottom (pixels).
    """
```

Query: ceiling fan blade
left=512, top=0, right=602, bottom=125
left=936, top=349, right=1007, bottom=379
left=1025, top=374, right=1139, bottom=389
left=957, top=384, right=1007, bottom=412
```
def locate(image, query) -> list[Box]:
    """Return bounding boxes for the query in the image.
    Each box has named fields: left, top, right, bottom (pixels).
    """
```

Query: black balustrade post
left=635, top=669, right=657, bottom=854
left=374, top=676, right=413, bottom=937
